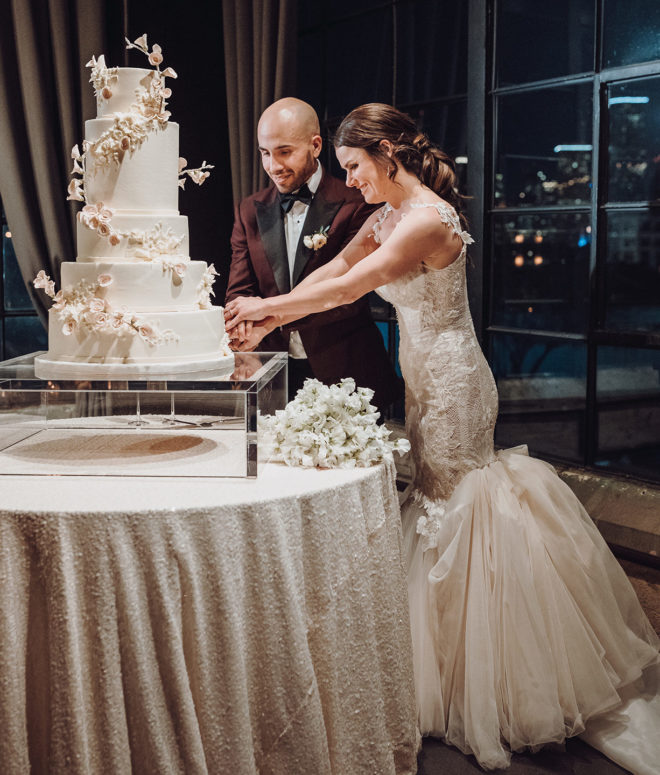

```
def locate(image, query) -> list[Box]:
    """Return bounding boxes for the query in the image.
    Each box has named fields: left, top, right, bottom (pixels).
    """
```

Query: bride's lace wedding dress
left=374, top=201, right=660, bottom=773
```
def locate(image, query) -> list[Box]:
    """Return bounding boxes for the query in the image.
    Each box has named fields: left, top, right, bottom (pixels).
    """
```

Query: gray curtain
left=222, top=0, right=297, bottom=203
left=0, top=0, right=106, bottom=322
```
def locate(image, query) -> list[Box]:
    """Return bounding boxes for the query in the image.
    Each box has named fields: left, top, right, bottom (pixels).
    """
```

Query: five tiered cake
left=34, top=34, right=233, bottom=378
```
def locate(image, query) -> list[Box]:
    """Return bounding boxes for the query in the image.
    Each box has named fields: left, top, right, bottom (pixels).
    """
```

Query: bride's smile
left=336, top=145, right=390, bottom=204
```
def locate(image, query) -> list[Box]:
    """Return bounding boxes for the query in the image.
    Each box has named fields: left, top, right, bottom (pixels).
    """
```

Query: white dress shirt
left=283, top=162, right=323, bottom=359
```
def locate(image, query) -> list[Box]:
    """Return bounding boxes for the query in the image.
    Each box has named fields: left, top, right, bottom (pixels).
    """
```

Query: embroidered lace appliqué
left=371, top=204, right=392, bottom=245
left=374, top=200, right=499, bottom=542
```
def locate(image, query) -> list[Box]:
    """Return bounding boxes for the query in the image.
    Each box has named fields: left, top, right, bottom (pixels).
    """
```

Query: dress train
left=402, top=446, right=660, bottom=772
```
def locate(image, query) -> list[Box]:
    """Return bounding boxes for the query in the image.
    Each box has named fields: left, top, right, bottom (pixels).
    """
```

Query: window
left=486, top=0, right=660, bottom=483
left=1, top=202, right=47, bottom=361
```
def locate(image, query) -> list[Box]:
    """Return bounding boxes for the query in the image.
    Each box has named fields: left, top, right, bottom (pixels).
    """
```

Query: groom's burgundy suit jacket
left=226, top=168, right=402, bottom=409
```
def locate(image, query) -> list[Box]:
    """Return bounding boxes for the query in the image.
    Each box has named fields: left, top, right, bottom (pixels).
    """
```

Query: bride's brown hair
left=334, top=103, right=467, bottom=227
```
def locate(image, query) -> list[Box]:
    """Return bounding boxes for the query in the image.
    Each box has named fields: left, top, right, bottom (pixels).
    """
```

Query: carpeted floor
left=416, top=556, right=660, bottom=775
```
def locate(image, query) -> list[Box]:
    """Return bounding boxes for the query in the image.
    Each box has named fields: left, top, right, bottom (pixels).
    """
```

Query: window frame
left=478, top=0, right=660, bottom=482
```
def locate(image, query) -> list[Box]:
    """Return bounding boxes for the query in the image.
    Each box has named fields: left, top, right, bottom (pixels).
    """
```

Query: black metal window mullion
left=584, top=72, right=604, bottom=468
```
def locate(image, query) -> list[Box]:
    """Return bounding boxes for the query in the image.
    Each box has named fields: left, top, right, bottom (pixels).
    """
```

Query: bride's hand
left=224, top=296, right=269, bottom=328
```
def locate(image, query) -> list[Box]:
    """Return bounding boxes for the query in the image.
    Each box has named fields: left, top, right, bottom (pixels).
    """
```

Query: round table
left=0, top=461, right=418, bottom=775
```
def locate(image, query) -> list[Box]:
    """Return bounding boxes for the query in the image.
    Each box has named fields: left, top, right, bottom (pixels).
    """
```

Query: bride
left=224, top=103, right=660, bottom=772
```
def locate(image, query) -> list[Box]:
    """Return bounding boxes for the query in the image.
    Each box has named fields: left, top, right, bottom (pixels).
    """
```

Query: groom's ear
left=379, top=139, right=394, bottom=157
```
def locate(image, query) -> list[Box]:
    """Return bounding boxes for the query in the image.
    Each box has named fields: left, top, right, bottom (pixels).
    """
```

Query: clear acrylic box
left=0, top=351, right=287, bottom=478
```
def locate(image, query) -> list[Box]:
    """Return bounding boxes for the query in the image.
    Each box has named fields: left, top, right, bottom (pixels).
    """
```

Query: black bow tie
left=279, top=184, right=313, bottom=213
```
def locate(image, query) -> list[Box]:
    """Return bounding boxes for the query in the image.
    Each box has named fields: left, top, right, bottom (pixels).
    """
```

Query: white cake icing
left=96, top=67, right=152, bottom=117
left=34, top=37, right=233, bottom=379
left=60, top=261, right=208, bottom=311
left=84, top=118, right=180, bottom=212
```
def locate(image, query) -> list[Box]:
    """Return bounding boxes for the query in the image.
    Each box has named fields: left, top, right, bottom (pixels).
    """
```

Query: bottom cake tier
left=35, top=307, right=234, bottom=379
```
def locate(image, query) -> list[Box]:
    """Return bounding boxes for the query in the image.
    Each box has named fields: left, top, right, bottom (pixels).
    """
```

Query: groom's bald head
left=258, top=98, right=321, bottom=140
left=258, top=98, right=322, bottom=193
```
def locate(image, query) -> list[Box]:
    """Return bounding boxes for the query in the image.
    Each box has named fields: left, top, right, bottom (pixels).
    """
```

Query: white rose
left=90, top=312, right=109, bottom=330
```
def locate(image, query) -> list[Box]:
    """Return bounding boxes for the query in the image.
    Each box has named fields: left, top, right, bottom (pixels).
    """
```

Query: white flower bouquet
left=259, top=377, right=410, bottom=469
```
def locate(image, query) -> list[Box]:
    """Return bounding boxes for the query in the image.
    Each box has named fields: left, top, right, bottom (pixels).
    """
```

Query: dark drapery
left=0, top=0, right=106, bottom=322
left=222, top=0, right=297, bottom=203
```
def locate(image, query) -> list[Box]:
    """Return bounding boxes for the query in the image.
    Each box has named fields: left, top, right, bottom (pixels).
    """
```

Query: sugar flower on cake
left=34, top=270, right=56, bottom=297
left=67, top=143, right=87, bottom=201
left=67, top=178, right=85, bottom=202
left=258, top=377, right=411, bottom=469
left=78, top=203, right=122, bottom=244
left=124, top=34, right=177, bottom=126
left=303, top=225, right=330, bottom=251
left=197, top=264, right=219, bottom=309
left=148, top=43, right=163, bottom=67
left=178, top=160, right=215, bottom=190
left=32, top=271, right=177, bottom=346
left=127, top=222, right=185, bottom=262
left=86, top=54, right=119, bottom=102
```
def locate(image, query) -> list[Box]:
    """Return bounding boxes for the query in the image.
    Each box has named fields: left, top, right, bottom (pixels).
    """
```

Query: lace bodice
left=374, top=202, right=499, bottom=547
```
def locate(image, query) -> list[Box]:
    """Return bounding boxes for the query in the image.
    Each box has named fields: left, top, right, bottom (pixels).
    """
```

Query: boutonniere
left=303, top=225, right=329, bottom=251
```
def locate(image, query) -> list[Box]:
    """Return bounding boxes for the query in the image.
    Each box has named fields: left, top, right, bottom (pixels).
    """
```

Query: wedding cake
left=33, top=34, right=233, bottom=378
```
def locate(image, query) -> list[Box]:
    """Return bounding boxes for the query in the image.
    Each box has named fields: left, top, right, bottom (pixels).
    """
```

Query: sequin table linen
left=0, top=461, right=418, bottom=775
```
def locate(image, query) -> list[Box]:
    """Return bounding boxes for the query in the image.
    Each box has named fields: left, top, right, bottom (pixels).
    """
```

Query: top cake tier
left=97, top=67, right=153, bottom=117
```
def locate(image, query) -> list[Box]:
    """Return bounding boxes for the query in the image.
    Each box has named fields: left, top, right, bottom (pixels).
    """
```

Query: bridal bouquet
left=259, top=378, right=410, bottom=468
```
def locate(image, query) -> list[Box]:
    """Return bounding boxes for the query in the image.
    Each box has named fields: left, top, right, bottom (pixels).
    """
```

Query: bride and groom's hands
left=225, top=296, right=274, bottom=351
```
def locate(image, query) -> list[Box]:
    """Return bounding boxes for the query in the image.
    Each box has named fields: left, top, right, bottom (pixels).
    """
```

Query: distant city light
left=534, top=234, right=543, bottom=243
left=608, top=96, right=649, bottom=105
left=455, top=156, right=468, bottom=164
left=533, top=255, right=543, bottom=265
left=553, top=144, right=593, bottom=153
left=527, top=306, right=534, bottom=313
left=514, top=255, right=524, bottom=267
left=4, top=231, right=11, bottom=238
left=514, top=234, right=524, bottom=243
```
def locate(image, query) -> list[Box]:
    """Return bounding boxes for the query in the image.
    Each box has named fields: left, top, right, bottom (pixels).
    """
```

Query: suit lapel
left=255, top=196, right=290, bottom=294
left=291, top=194, right=342, bottom=286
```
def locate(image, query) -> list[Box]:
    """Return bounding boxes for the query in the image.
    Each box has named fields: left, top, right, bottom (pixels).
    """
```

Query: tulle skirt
left=403, top=446, right=660, bottom=771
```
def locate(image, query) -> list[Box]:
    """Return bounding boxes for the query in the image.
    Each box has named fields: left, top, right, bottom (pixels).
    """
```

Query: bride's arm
left=292, top=209, right=380, bottom=287
left=251, top=209, right=381, bottom=331
left=226, top=208, right=462, bottom=326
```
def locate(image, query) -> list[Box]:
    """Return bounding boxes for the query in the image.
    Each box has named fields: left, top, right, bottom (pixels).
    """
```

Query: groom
left=225, top=97, right=402, bottom=408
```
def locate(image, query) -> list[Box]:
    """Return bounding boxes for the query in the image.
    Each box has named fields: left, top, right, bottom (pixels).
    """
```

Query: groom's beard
left=267, top=153, right=317, bottom=193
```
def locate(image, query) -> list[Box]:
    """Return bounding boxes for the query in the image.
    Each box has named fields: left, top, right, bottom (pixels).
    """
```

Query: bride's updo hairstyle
left=334, top=102, right=467, bottom=226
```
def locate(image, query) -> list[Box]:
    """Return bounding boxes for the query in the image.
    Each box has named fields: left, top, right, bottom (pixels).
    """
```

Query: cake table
left=0, top=445, right=418, bottom=774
